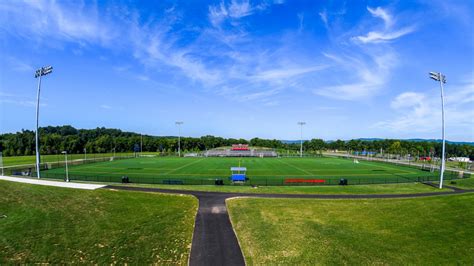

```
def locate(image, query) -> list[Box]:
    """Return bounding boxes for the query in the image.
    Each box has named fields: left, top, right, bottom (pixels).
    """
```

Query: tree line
left=0, top=125, right=473, bottom=159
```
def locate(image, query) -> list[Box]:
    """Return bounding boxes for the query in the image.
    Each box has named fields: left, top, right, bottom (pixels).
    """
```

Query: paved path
left=0, top=175, right=106, bottom=190
left=105, top=185, right=474, bottom=266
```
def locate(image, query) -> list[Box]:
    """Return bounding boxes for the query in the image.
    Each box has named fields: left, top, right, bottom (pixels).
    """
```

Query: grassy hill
left=0, top=181, right=197, bottom=264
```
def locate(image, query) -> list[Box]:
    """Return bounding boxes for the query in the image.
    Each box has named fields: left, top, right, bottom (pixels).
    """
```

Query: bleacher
left=204, top=145, right=277, bottom=157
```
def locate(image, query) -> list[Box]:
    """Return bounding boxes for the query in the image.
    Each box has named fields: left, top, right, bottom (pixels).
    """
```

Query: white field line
left=0, top=175, right=106, bottom=190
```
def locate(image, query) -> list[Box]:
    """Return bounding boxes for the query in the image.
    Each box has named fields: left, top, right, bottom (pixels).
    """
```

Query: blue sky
left=0, top=0, right=473, bottom=141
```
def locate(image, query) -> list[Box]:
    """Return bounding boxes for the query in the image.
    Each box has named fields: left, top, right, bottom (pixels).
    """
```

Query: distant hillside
left=356, top=138, right=474, bottom=146
left=282, top=139, right=474, bottom=146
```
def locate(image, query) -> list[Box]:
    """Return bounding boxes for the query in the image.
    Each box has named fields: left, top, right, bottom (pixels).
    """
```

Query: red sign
left=284, top=179, right=326, bottom=184
left=232, top=144, right=249, bottom=151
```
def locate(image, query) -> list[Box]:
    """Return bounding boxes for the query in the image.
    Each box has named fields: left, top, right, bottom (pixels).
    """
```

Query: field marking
left=44, top=169, right=425, bottom=178
left=164, top=158, right=206, bottom=174
left=269, top=159, right=315, bottom=175
left=0, top=175, right=106, bottom=190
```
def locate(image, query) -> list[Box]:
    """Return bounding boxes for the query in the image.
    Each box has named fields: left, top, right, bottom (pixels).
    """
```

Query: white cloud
left=208, top=0, right=255, bottom=27
left=367, top=6, right=393, bottom=28
left=0, top=1, right=114, bottom=45
left=100, top=104, right=112, bottom=109
left=354, top=6, right=415, bottom=44
left=319, top=10, right=328, bottom=28
left=314, top=51, right=396, bottom=100
left=374, top=78, right=474, bottom=135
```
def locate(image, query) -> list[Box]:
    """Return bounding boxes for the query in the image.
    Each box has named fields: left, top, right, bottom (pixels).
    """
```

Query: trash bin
left=339, top=178, right=347, bottom=185
left=122, top=176, right=129, bottom=183
left=215, top=179, right=224, bottom=185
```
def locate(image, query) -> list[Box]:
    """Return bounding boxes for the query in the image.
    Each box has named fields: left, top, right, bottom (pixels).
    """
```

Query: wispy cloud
left=100, top=104, right=112, bottom=110
left=353, top=6, right=415, bottom=44
left=314, top=50, right=397, bottom=100
left=208, top=0, right=256, bottom=27
left=373, top=77, right=474, bottom=133
left=0, top=1, right=114, bottom=45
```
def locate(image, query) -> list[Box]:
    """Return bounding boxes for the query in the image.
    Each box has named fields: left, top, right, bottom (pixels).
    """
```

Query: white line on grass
left=0, top=175, right=106, bottom=190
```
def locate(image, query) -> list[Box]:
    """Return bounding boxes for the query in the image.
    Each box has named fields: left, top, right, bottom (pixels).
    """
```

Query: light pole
left=297, top=122, right=306, bottom=158
left=34, top=66, right=53, bottom=179
left=176, top=121, right=183, bottom=157
left=140, top=134, right=143, bottom=156
left=61, top=151, right=69, bottom=182
left=113, top=147, right=116, bottom=158
left=84, top=148, right=87, bottom=162
left=429, top=71, right=447, bottom=189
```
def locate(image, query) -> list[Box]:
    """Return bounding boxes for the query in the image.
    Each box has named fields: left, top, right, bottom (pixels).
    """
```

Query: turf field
left=227, top=194, right=474, bottom=264
left=39, top=156, right=445, bottom=185
left=0, top=180, right=197, bottom=264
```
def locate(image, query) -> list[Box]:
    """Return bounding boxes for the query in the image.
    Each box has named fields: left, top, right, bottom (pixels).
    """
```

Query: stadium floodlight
left=34, top=65, right=53, bottom=179
left=176, top=121, right=184, bottom=157
left=429, top=71, right=447, bottom=189
left=297, top=122, right=306, bottom=158
left=61, top=151, right=69, bottom=182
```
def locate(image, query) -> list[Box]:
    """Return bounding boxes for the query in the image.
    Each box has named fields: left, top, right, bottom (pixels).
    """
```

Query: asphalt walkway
left=105, top=185, right=474, bottom=266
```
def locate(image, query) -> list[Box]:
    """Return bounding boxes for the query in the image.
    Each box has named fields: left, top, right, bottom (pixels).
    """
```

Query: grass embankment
left=118, top=182, right=449, bottom=194
left=0, top=180, right=197, bottom=264
left=445, top=177, right=474, bottom=189
left=228, top=194, right=474, bottom=265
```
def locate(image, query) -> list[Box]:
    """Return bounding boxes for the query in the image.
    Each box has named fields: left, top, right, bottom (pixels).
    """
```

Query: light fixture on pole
left=175, top=121, right=184, bottom=157
left=429, top=71, right=447, bottom=189
left=61, top=151, right=69, bottom=182
left=297, top=122, right=306, bottom=158
left=34, top=66, right=53, bottom=179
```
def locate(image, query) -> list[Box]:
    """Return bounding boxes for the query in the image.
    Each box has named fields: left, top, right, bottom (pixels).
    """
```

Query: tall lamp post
left=175, top=121, right=184, bottom=157
left=34, top=66, right=53, bottom=179
left=297, top=122, right=306, bottom=158
left=429, top=71, right=447, bottom=189
left=61, top=151, right=69, bottom=182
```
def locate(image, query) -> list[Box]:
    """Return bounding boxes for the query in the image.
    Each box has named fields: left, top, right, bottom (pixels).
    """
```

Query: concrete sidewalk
left=0, top=176, right=106, bottom=190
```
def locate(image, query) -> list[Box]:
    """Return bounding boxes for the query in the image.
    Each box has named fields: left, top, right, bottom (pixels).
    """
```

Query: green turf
left=40, top=156, right=445, bottom=185
left=115, top=182, right=449, bottom=194
left=0, top=180, right=197, bottom=264
left=227, top=194, right=474, bottom=265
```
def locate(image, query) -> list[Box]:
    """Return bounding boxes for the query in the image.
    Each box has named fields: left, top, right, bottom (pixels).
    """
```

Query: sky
left=0, top=0, right=473, bottom=141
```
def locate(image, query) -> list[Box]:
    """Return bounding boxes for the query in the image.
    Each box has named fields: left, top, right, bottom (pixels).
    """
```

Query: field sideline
left=38, top=156, right=445, bottom=185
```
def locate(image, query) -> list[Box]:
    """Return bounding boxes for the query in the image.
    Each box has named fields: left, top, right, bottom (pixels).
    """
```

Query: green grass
left=445, top=178, right=474, bottom=189
left=0, top=180, right=197, bottom=264
left=227, top=194, right=474, bottom=265
left=39, top=156, right=445, bottom=185
left=115, top=182, right=449, bottom=194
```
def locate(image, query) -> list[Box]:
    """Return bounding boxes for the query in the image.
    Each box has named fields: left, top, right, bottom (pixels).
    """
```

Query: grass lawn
left=0, top=180, right=197, bottom=264
left=445, top=178, right=474, bottom=189
left=227, top=194, right=474, bottom=265
left=115, top=182, right=450, bottom=194
left=39, top=156, right=446, bottom=185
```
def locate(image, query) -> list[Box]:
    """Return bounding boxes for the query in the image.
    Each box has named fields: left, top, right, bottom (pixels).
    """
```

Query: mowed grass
left=117, top=182, right=449, bottom=194
left=227, top=194, right=474, bottom=265
left=0, top=180, right=197, bottom=264
left=42, top=156, right=440, bottom=185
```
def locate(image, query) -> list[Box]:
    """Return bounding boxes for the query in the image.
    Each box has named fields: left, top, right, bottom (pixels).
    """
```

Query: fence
left=3, top=154, right=471, bottom=186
